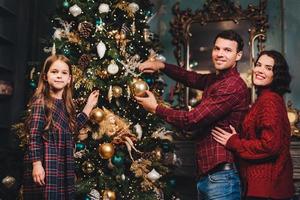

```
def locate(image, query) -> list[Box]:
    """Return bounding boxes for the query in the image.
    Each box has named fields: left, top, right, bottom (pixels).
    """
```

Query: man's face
left=212, top=37, right=242, bottom=71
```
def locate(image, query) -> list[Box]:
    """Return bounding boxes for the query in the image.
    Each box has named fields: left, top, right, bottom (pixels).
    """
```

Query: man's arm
left=156, top=83, right=242, bottom=131
left=139, top=60, right=215, bottom=90
left=162, top=63, right=215, bottom=90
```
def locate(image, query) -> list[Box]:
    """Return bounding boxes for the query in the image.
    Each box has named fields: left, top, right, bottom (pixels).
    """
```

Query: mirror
left=170, top=0, right=268, bottom=108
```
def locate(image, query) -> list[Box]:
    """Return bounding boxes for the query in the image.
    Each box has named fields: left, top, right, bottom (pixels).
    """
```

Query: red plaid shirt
left=156, top=63, right=250, bottom=174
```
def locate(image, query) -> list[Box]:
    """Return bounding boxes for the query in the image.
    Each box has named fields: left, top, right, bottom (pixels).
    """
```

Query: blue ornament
left=76, top=143, right=85, bottom=151
left=146, top=10, right=152, bottom=18
left=63, top=47, right=70, bottom=56
left=162, top=142, right=170, bottom=152
left=145, top=78, right=154, bottom=85
left=116, top=57, right=121, bottom=63
left=29, top=80, right=36, bottom=89
left=168, top=178, right=176, bottom=188
left=63, top=0, right=69, bottom=8
left=96, top=18, right=103, bottom=26
left=112, top=154, right=124, bottom=166
left=84, top=196, right=91, bottom=200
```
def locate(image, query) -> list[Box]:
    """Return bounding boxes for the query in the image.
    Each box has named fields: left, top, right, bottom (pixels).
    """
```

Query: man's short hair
left=214, top=30, right=244, bottom=52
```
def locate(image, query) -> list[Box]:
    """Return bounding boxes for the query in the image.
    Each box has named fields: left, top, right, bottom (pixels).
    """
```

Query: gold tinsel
left=66, top=32, right=81, bottom=44
left=96, top=69, right=110, bottom=79
left=11, top=122, right=29, bottom=150
left=75, top=78, right=94, bottom=91
left=130, top=159, right=157, bottom=191
left=72, top=65, right=94, bottom=90
left=72, top=65, right=83, bottom=82
left=113, top=1, right=135, bottom=18
left=130, top=159, right=151, bottom=177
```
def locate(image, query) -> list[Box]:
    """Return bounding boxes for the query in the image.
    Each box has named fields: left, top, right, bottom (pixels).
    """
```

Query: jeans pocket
left=208, top=171, right=229, bottom=183
left=206, top=171, right=241, bottom=200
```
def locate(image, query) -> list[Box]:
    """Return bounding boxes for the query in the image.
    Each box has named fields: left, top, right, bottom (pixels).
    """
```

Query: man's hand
left=32, top=161, right=45, bottom=186
left=139, top=60, right=165, bottom=73
left=135, top=90, right=158, bottom=113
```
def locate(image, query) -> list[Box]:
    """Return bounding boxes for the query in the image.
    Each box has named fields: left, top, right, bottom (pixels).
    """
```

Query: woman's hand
left=83, top=90, right=100, bottom=116
left=211, top=125, right=237, bottom=146
left=32, top=161, right=45, bottom=186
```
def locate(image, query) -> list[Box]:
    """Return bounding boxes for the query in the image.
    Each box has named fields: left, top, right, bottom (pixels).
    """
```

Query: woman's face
left=252, top=54, right=274, bottom=87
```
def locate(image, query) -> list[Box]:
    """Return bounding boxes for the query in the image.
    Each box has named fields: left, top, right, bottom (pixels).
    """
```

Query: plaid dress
left=23, top=98, right=88, bottom=200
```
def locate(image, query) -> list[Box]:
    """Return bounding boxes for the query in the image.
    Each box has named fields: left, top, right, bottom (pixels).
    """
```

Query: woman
left=212, top=50, right=294, bottom=200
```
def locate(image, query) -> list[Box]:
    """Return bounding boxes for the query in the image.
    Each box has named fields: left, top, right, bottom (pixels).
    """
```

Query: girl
left=212, top=50, right=294, bottom=200
left=22, top=55, right=99, bottom=199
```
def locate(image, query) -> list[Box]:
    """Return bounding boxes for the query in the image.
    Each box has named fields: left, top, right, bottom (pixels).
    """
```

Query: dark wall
left=0, top=0, right=59, bottom=198
left=0, top=0, right=60, bottom=143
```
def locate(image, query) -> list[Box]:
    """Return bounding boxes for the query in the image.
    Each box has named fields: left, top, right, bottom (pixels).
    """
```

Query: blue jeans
left=197, top=169, right=241, bottom=200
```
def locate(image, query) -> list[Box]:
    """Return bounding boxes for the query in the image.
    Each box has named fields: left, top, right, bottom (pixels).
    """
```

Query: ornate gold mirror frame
left=170, top=0, right=268, bottom=108
left=287, top=101, right=300, bottom=137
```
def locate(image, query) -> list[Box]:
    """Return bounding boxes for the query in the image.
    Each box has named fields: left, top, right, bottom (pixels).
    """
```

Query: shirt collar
left=216, top=66, right=239, bottom=80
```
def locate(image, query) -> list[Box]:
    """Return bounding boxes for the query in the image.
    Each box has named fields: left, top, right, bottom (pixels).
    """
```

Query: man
left=135, top=30, right=250, bottom=200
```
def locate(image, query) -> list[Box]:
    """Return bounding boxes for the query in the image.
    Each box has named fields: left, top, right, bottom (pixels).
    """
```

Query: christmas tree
left=40, top=0, right=179, bottom=199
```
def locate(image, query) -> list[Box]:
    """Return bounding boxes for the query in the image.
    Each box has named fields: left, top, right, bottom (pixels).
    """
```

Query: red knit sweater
left=226, top=89, right=294, bottom=199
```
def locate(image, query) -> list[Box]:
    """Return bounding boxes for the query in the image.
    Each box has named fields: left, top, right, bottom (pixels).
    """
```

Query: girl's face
left=46, top=60, right=71, bottom=96
left=252, top=54, right=274, bottom=87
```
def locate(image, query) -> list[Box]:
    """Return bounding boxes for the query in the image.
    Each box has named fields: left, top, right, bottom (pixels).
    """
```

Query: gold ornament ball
left=90, top=108, right=105, bottom=123
left=102, top=190, right=116, bottom=200
left=130, top=77, right=140, bottom=84
left=98, top=143, right=115, bottom=159
left=2, top=176, right=16, bottom=188
left=131, top=80, right=149, bottom=97
left=112, top=86, right=123, bottom=98
left=81, top=161, right=95, bottom=174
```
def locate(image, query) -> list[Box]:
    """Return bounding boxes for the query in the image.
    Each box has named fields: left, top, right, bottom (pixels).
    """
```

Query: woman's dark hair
left=255, top=50, right=291, bottom=95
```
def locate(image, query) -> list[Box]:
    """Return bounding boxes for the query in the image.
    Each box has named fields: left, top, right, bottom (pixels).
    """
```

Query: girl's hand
left=87, top=90, right=100, bottom=108
left=83, top=90, right=100, bottom=116
left=32, top=161, right=45, bottom=186
left=211, top=125, right=237, bottom=146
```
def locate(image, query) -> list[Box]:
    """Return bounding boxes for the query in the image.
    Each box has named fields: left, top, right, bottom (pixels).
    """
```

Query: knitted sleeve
left=226, top=94, right=285, bottom=160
